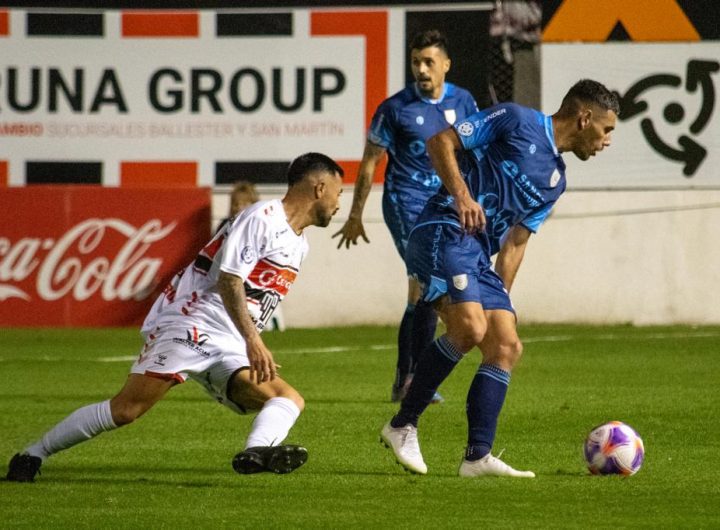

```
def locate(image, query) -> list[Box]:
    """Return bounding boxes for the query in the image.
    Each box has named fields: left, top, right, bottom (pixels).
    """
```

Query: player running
left=334, top=30, right=478, bottom=403
left=380, top=80, right=619, bottom=477
left=6, top=153, right=343, bottom=482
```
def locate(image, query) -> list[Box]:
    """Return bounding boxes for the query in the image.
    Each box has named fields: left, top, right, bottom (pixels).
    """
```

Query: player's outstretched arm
left=426, top=129, right=485, bottom=234
left=332, top=141, right=386, bottom=249
left=494, top=225, right=531, bottom=292
left=217, top=271, right=277, bottom=384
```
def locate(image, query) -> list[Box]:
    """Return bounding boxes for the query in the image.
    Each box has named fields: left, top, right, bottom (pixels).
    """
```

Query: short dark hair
left=410, top=29, right=449, bottom=55
left=287, top=152, right=344, bottom=187
left=561, top=79, right=620, bottom=116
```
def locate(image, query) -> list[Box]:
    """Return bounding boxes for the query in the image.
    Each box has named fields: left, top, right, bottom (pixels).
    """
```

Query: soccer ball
left=584, top=421, right=645, bottom=476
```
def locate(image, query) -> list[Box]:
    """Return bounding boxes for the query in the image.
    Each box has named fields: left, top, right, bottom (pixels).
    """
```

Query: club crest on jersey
left=452, top=274, right=468, bottom=291
left=444, top=109, right=457, bottom=125
left=549, top=169, right=561, bottom=188
left=416, top=116, right=425, bottom=125
left=457, top=121, right=474, bottom=136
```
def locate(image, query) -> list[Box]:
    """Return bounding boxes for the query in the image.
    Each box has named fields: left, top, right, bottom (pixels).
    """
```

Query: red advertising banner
left=0, top=186, right=211, bottom=326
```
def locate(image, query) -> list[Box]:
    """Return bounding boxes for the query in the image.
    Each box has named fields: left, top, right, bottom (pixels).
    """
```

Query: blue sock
left=465, top=364, right=511, bottom=461
left=409, top=302, right=438, bottom=374
left=391, top=336, right=462, bottom=428
left=394, top=304, right=415, bottom=388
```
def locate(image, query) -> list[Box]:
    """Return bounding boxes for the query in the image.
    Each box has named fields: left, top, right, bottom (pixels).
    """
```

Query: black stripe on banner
left=216, top=13, right=292, bottom=36
left=26, top=161, right=102, bottom=184
left=27, top=12, right=104, bottom=37
left=215, top=162, right=289, bottom=185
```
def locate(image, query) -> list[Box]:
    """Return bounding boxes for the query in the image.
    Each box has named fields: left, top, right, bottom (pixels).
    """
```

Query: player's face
left=573, top=108, right=617, bottom=161
left=411, top=46, right=451, bottom=99
left=314, top=172, right=343, bottom=227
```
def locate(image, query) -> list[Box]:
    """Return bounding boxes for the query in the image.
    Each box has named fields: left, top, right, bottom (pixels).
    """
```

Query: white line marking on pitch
left=11, top=330, right=720, bottom=363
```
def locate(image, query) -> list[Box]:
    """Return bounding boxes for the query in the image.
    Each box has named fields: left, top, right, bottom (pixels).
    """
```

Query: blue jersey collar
left=413, top=82, right=447, bottom=104
left=544, top=114, right=559, bottom=156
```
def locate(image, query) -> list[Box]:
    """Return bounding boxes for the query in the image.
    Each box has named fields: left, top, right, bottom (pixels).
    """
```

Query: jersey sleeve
left=521, top=202, right=555, bottom=233
left=219, top=213, right=268, bottom=279
left=454, top=103, right=520, bottom=151
left=367, top=100, right=395, bottom=149
left=463, top=91, right=480, bottom=115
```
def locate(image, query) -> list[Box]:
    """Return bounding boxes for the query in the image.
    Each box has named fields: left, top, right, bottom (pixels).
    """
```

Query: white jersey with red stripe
left=142, top=199, right=308, bottom=339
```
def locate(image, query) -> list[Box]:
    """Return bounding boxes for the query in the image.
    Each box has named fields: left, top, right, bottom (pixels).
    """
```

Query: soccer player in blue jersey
left=380, top=79, right=619, bottom=477
left=333, top=30, right=478, bottom=403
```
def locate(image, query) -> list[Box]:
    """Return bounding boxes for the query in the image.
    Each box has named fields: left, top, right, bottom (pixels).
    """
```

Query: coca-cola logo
left=0, top=218, right=176, bottom=302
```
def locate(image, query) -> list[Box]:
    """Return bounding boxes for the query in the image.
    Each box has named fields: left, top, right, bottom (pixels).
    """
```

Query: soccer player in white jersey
left=6, top=152, right=344, bottom=482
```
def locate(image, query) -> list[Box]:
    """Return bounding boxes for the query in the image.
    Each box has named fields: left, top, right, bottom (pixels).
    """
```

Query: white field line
left=1, top=330, right=716, bottom=363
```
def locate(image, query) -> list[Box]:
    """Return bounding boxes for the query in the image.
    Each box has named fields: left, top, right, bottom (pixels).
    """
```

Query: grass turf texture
left=1, top=325, right=719, bottom=529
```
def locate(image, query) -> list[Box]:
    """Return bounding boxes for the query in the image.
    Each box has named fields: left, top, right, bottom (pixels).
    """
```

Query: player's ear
left=578, top=108, right=592, bottom=130
left=314, top=180, right=326, bottom=199
left=444, top=58, right=451, bottom=74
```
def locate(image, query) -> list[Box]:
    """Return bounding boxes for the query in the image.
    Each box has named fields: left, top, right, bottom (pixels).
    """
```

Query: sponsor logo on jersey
left=529, top=143, right=537, bottom=154
left=457, top=121, right=474, bottom=136
left=444, top=109, right=457, bottom=125
left=482, top=107, right=507, bottom=123
left=247, top=258, right=298, bottom=296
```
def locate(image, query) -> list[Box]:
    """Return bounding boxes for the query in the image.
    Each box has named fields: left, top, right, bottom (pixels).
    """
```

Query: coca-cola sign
left=0, top=187, right=210, bottom=326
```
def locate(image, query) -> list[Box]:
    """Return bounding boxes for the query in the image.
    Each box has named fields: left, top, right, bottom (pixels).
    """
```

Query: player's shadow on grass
left=2, top=464, right=229, bottom=488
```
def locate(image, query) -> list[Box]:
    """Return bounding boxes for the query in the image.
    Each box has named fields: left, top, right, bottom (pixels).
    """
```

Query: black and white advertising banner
left=542, top=43, right=720, bottom=188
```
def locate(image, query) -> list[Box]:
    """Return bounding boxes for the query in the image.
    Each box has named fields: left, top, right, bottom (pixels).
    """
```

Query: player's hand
left=245, top=335, right=277, bottom=384
left=332, top=218, right=370, bottom=249
left=455, top=194, right=486, bottom=234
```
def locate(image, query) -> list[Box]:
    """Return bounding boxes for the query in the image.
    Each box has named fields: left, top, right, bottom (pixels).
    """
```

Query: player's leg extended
left=7, top=374, right=174, bottom=482
left=409, top=278, right=442, bottom=402
left=383, top=190, right=442, bottom=403
left=228, top=371, right=308, bottom=474
left=393, top=278, right=440, bottom=402
left=459, top=309, right=534, bottom=478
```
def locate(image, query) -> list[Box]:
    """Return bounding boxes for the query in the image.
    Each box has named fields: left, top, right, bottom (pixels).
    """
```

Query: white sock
left=25, top=400, right=117, bottom=460
left=244, top=397, right=301, bottom=449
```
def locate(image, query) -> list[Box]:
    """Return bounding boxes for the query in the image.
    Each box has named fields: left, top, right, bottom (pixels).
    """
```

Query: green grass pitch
left=1, top=324, right=719, bottom=528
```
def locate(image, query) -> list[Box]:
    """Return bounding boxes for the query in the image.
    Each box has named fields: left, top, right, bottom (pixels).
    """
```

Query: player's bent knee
left=448, top=321, right=488, bottom=353
left=109, top=401, right=145, bottom=426
left=284, top=389, right=305, bottom=412
left=229, top=373, right=305, bottom=412
left=489, top=339, right=524, bottom=368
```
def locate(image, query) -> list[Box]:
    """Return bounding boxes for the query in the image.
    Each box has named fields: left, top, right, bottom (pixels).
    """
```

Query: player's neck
left=551, top=114, right=572, bottom=153
left=415, top=82, right=444, bottom=101
left=281, top=197, right=307, bottom=235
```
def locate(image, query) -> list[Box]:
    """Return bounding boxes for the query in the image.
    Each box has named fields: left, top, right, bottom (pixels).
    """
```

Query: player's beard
left=314, top=207, right=332, bottom=227
left=416, top=79, right=433, bottom=98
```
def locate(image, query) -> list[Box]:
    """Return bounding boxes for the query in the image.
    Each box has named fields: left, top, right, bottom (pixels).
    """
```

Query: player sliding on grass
left=7, top=152, right=344, bottom=482
left=381, top=80, right=619, bottom=477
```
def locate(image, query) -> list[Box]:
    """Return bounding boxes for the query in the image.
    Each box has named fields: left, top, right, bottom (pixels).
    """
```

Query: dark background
left=404, top=10, right=492, bottom=108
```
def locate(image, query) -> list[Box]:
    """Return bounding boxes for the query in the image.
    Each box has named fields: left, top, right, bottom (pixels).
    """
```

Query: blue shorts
left=405, top=221, right=514, bottom=313
left=382, top=189, right=432, bottom=261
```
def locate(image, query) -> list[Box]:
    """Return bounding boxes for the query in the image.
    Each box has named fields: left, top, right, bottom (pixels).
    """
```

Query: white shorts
left=130, top=326, right=249, bottom=414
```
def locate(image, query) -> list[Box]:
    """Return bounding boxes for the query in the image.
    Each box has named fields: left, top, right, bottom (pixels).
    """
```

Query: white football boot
left=458, top=450, right=535, bottom=478
left=380, top=422, right=427, bottom=475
